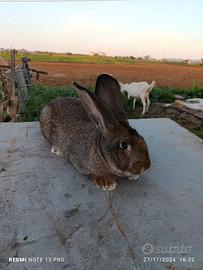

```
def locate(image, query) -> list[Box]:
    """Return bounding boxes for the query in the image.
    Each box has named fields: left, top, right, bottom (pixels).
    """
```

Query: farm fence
left=0, top=50, right=47, bottom=121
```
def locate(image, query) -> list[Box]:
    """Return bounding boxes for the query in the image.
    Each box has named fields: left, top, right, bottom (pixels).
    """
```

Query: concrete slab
left=0, top=119, right=203, bottom=270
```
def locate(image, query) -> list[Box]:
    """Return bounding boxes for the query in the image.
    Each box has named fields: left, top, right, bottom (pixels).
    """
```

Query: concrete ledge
left=0, top=119, right=203, bottom=270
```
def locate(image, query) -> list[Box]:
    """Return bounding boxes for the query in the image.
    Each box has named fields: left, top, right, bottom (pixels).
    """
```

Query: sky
left=0, top=0, right=202, bottom=59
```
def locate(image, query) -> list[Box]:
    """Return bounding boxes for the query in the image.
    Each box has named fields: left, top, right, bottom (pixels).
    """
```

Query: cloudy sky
left=0, top=0, right=202, bottom=59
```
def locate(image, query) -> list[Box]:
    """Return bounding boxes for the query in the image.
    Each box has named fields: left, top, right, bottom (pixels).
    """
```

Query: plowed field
left=31, top=62, right=203, bottom=88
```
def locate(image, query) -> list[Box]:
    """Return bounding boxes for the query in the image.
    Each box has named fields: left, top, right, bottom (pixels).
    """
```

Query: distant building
left=162, top=58, right=186, bottom=63
left=188, top=59, right=202, bottom=65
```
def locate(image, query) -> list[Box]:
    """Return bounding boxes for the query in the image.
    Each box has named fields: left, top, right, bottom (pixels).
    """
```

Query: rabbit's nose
left=136, top=159, right=150, bottom=172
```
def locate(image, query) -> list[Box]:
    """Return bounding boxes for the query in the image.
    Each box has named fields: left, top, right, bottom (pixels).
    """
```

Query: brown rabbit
left=40, top=74, right=151, bottom=190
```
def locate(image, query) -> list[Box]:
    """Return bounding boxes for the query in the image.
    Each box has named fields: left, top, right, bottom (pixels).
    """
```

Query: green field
left=0, top=50, right=144, bottom=64
left=16, top=84, right=202, bottom=139
left=21, top=84, right=203, bottom=120
left=0, top=50, right=197, bottom=66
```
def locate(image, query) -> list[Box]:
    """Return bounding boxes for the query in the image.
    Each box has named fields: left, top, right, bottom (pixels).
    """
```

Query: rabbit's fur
left=40, top=74, right=151, bottom=190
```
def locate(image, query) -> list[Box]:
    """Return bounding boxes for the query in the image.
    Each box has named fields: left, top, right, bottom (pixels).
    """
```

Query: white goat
left=120, top=80, right=155, bottom=115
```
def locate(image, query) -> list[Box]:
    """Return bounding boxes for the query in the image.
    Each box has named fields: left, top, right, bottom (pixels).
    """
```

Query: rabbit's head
left=73, top=74, right=151, bottom=179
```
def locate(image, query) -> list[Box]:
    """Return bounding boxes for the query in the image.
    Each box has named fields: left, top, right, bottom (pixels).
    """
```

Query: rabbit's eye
left=120, top=142, right=129, bottom=150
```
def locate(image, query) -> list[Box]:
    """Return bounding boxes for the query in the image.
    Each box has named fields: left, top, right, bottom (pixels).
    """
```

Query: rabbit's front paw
left=51, top=145, right=62, bottom=156
left=128, top=174, right=140, bottom=181
left=92, top=176, right=117, bottom=191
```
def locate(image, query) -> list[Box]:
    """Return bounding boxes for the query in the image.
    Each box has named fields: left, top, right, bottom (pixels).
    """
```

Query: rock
left=174, top=94, right=185, bottom=100
left=163, top=103, right=172, bottom=108
left=174, top=100, right=185, bottom=108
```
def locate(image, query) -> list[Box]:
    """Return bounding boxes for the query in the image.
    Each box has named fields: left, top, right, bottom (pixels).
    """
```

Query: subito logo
left=142, top=242, right=154, bottom=255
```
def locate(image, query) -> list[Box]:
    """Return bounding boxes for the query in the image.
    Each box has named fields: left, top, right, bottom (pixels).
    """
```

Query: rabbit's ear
left=72, top=82, right=118, bottom=130
left=95, top=74, right=126, bottom=121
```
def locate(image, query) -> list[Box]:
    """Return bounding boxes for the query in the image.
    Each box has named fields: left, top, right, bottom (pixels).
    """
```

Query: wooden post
left=9, top=96, right=19, bottom=120
left=15, top=65, right=27, bottom=112
left=10, top=49, right=16, bottom=96
left=9, top=49, right=19, bottom=120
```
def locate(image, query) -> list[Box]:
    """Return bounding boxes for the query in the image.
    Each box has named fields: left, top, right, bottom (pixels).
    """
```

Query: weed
left=21, top=84, right=203, bottom=125
left=21, top=85, right=77, bottom=121
left=194, top=129, right=203, bottom=139
left=17, top=84, right=203, bottom=140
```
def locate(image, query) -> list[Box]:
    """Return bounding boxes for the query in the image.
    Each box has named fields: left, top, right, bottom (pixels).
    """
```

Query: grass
left=0, top=51, right=142, bottom=65
left=150, top=86, right=203, bottom=102
left=16, top=84, right=203, bottom=140
left=21, top=85, right=78, bottom=121
left=122, top=86, right=203, bottom=112
left=21, top=84, right=203, bottom=121
left=1, top=50, right=202, bottom=66
left=194, top=130, right=203, bottom=139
